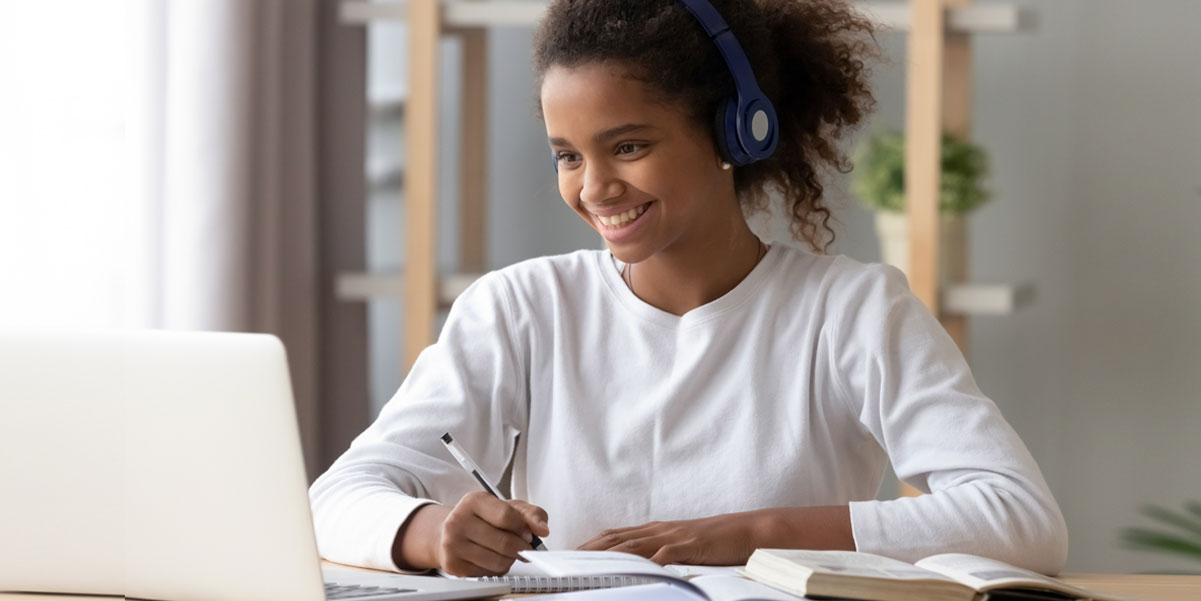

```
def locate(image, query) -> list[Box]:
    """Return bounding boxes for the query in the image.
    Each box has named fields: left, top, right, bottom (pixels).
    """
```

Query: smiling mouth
left=594, top=202, right=652, bottom=230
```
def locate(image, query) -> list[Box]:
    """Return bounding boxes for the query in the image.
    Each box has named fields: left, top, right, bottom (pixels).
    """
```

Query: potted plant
left=850, top=130, right=991, bottom=280
left=1121, top=500, right=1201, bottom=573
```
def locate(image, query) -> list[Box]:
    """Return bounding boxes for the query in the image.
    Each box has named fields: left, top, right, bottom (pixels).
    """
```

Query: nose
left=577, top=160, right=625, bottom=207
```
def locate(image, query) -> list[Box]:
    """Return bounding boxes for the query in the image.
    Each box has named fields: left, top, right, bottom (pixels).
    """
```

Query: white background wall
left=363, top=0, right=1201, bottom=572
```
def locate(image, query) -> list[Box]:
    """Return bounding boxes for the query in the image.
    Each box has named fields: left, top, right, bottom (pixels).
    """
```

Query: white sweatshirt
left=308, top=245, right=1069, bottom=575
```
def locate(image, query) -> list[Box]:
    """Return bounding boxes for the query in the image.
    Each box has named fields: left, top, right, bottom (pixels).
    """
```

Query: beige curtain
left=154, top=0, right=368, bottom=479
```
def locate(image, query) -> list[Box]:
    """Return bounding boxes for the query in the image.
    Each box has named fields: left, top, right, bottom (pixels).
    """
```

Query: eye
left=554, top=151, right=581, bottom=168
left=616, top=142, right=645, bottom=155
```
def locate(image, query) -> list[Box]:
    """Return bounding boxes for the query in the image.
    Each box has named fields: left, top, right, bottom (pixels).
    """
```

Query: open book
left=461, top=550, right=799, bottom=600
left=740, top=549, right=1138, bottom=601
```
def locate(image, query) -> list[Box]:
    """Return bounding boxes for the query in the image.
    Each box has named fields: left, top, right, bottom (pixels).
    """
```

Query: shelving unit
left=336, top=0, right=1036, bottom=389
left=339, top=1, right=1026, bottom=31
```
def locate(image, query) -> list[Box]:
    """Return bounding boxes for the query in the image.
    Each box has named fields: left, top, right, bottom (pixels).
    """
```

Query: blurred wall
left=362, top=0, right=1201, bottom=572
left=951, top=0, right=1201, bottom=574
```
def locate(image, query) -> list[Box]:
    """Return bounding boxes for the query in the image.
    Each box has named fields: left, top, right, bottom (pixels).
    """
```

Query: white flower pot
left=874, top=211, right=966, bottom=283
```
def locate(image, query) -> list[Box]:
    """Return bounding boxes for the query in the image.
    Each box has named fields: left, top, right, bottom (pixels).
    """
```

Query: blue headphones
left=551, top=0, right=778, bottom=172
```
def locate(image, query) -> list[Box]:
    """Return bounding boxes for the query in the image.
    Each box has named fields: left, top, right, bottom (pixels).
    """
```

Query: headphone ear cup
left=713, top=107, right=730, bottom=164
left=713, top=99, right=742, bottom=166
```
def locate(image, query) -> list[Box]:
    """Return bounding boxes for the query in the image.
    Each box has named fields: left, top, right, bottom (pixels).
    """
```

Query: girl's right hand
left=433, top=491, right=550, bottom=577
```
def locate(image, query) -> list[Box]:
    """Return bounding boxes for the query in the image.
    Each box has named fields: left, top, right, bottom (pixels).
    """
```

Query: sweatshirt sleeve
left=827, top=260, right=1069, bottom=575
left=308, top=271, right=528, bottom=572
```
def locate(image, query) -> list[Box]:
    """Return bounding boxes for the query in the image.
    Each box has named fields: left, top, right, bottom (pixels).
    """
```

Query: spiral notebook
left=473, top=572, right=660, bottom=594
left=446, top=551, right=753, bottom=595
left=443, top=555, right=657, bottom=593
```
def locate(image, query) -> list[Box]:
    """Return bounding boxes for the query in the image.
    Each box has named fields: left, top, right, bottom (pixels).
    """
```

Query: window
left=0, top=1, right=155, bottom=328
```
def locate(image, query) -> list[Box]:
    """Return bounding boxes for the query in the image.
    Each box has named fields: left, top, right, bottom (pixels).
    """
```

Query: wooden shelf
left=368, top=85, right=406, bottom=114
left=336, top=271, right=481, bottom=309
left=340, top=1, right=1027, bottom=33
left=942, top=283, right=1035, bottom=316
left=857, top=2, right=1024, bottom=33
left=366, top=157, right=404, bottom=189
left=339, top=1, right=550, bottom=28
left=339, top=0, right=1039, bottom=374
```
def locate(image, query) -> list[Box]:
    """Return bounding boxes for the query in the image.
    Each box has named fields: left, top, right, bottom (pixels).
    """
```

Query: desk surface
left=3, top=571, right=1199, bottom=601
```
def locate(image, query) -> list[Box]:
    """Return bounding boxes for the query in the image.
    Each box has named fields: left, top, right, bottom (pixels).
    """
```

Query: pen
left=440, top=432, right=548, bottom=551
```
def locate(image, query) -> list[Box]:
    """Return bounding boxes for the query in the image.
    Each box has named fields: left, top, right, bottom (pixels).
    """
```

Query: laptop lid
left=0, top=329, right=325, bottom=601
left=1, top=329, right=126, bottom=596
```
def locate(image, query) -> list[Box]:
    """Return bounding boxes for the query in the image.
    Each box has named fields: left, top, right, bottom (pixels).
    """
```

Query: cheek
left=624, top=163, right=673, bottom=205
left=557, top=178, right=577, bottom=208
left=558, top=178, right=592, bottom=220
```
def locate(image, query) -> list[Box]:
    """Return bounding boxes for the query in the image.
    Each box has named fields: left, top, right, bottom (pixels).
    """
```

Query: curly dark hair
left=532, top=0, right=880, bottom=253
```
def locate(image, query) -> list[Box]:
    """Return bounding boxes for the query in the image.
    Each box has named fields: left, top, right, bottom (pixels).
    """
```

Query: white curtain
left=155, top=0, right=328, bottom=475
left=0, top=0, right=362, bottom=478
left=0, top=1, right=156, bottom=328
left=159, top=0, right=317, bottom=333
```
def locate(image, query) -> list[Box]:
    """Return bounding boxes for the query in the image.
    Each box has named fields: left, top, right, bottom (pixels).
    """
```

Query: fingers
left=577, top=528, right=624, bottom=551
left=509, top=499, right=551, bottom=537
left=442, top=539, right=518, bottom=577
left=650, top=543, right=695, bottom=566
left=578, top=529, right=677, bottom=562
left=461, top=511, right=533, bottom=556
left=439, top=492, right=538, bottom=576
left=608, top=534, right=673, bottom=559
left=578, top=522, right=664, bottom=551
left=576, top=522, right=701, bottom=565
left=467, top=492, right=532, bottom=537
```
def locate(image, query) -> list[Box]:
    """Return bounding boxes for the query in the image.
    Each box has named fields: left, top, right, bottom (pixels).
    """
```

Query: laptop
left=0, top=329, right=509, bottom=601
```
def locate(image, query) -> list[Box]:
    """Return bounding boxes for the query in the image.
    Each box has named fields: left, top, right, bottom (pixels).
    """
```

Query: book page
left=915, top=554, right=1092, bottom=597
left=756, top=549, right=954, bottom=581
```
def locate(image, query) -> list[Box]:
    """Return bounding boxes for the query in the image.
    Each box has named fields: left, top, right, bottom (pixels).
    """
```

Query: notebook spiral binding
left=477, top=574, right=658, bottom=594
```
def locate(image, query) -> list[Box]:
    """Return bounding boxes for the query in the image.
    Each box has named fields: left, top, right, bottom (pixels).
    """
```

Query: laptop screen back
left=0, top=330, right=326, bottom=601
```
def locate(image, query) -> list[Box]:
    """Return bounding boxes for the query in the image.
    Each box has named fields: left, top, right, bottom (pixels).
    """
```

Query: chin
left=603, top=243, right=653, bottom=266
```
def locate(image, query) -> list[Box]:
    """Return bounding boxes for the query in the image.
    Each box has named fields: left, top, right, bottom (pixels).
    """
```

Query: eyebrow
left=547, top=123, right=654, bottom=147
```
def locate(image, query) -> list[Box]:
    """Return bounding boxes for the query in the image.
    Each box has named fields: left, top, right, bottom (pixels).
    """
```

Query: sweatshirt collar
left=598, top=243, right=781, bottom=329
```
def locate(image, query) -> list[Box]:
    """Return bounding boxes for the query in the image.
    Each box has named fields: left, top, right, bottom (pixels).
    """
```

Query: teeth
left=596, top=203, right=649, bottom=229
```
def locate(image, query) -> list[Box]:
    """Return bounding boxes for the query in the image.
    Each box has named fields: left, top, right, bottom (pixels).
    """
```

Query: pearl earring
left=721, top=162, right=732, bottom=171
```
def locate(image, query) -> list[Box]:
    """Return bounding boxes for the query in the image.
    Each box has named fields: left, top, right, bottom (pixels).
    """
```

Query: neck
left=625, top=213, right=765, bottom=316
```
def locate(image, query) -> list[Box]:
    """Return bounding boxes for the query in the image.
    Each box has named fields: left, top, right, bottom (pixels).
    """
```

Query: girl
left=309, top=0, right=1068, bottom=579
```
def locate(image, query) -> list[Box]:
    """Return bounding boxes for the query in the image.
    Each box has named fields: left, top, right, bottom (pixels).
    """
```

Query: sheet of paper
left=501, top=558, right=550, bottom=577
left=519, top=550, right=674, bottom=577
left=690, top=574, right=803, bottom=601
left=437, top=556, right=549, bottom=580
left=667, top=565, right=744, bottom=578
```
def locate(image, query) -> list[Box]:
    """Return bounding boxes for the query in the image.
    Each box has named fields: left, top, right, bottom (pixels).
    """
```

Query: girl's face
left=541, top=61, right=733, bottom=264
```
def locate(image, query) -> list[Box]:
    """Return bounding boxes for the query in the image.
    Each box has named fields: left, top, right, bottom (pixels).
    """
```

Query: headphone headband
left=675, top=0, right=768, bottom=110
left=677, top=0, right=778, bottom=166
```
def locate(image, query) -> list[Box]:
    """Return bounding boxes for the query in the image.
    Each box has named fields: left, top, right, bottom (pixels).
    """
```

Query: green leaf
left=1186, top=501, right=1201, bottom=521
left=1140, top=505, right=1201, bottom=540
left=849, top=129, right=992, bottom=215
left=1121, top=528, right=1201, bottom=560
